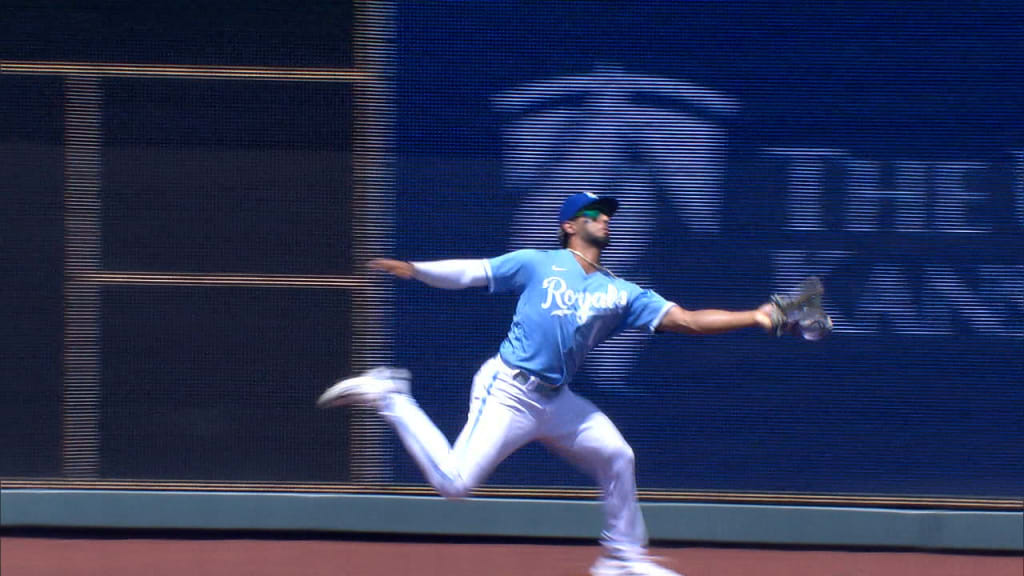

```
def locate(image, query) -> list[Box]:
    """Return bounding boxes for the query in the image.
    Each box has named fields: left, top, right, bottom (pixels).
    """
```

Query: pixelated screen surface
left=1, top=1, right=1021, bottom=500
left=388, top=1, right=1023, bottom=497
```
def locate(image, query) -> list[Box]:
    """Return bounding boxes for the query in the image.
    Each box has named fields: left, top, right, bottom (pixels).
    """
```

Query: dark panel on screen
left=0, top=1, right=353, bottom=68
left=100, top=285, right=353, bottom=482
left=101, top=78, right=353, bottom=275
left=0, top=76, right=65, bottom=477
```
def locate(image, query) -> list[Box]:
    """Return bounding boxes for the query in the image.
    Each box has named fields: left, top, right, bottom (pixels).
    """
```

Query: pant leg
left=378, top=356, right=539, bottom=498
left=539, top=388, right=648, bottom=560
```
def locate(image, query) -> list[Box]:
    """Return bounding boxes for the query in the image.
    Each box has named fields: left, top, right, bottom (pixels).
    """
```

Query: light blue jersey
left=485, top=249, right=674, bottom=387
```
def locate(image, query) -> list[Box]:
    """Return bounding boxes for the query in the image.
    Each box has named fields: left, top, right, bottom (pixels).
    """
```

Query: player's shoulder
left=611, top=275, right=664, bottom=299
left=513, top=248, right=558, bottom=257
left=610, top=275, right=645, bottom=293
left=489, top=248, right=560, bottom=278
left=499, top=248, right=560, bottom=263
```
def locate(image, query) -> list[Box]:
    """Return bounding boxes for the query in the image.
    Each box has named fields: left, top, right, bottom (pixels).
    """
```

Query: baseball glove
left=769, top=276, right=833, bottom=341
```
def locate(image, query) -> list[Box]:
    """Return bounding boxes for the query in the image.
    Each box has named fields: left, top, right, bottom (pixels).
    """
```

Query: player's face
left=575, top=210, right=611, bottom=248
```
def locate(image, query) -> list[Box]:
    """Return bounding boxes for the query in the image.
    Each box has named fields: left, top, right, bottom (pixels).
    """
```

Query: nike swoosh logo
left=552, top=265, right=567, bottom=271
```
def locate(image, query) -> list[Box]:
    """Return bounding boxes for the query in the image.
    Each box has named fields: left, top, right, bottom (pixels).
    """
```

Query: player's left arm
left=370, top=250, right=539, bottom=292
left=657, top=275, right=834, bottom=339
left=656, top=303, right=775, bottom=335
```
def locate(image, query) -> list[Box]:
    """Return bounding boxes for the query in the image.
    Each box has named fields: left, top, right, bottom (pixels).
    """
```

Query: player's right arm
left=369, top=258, right=489, bottom=289
left=371, top=250, right=540, bottom=292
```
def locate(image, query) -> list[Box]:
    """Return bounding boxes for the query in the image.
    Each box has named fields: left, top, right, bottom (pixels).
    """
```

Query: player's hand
left=368, top=258, right=417, bottom=279
left=754, top=302, right=775, bottom=332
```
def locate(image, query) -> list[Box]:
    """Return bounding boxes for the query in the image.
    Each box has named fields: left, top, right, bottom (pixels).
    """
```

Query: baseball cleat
left=317, top=367, right=411, bottom=409
left=590, top=556, right=683, bottom=576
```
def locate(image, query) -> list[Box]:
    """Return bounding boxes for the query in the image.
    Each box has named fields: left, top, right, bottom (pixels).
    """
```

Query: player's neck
left=566, top=243, right=603, bottom=273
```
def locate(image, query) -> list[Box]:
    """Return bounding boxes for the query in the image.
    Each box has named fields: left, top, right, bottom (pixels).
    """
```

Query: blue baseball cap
left=559, top=192, right=619, bottom=223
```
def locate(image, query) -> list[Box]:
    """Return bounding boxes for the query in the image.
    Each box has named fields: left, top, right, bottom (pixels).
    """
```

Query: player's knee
left=437, top=477, right=472, bottom=499
left=595, top=442, right=636, bottom=489
left=435, top=467, right=475, bottom=499
left=610, top=442, right=635, bottom=474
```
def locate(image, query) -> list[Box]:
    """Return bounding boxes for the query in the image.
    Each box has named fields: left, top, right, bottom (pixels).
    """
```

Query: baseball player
left=318, top=192, right=829, bottom=576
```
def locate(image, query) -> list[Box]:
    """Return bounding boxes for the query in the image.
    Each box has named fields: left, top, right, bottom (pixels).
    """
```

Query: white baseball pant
left=378, top=354, right=648, bottom=559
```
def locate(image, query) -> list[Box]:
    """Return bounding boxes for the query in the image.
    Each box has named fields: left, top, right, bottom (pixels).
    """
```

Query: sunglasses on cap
left=573, top=208, right=606, bottom=220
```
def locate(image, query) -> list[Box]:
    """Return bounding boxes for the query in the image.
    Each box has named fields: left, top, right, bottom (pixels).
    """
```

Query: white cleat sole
left=317, top=367, right=411, bottom=409
left=590, top=556, right=684, bottom=576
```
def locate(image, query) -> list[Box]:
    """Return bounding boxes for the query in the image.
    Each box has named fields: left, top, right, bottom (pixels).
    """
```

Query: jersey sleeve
left=485, top=249, right=541, bottom=294
left=624, top=288, right=675, bottom=332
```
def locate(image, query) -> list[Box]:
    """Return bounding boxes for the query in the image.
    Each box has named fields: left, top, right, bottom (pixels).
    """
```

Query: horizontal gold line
left=1, top=60, right=374, bottom=82
left=74, top=271, right=370, bottom=289
left=2, top=479, right=1020, bottom=510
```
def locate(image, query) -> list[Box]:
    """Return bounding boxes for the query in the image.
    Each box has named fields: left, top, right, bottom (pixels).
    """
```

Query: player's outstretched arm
left=657, top=303, right=775, bottom=335
left=369, top=258, right=489, bottom=289
left=657, top=276, right=834, bottom=340
left=369, top=258, right=417, bottom=278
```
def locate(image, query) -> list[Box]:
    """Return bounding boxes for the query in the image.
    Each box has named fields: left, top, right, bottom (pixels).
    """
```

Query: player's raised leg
left=444, top=355, right=543, bottom=493
left=318, top=360, right=538, bottom=499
